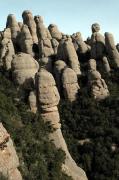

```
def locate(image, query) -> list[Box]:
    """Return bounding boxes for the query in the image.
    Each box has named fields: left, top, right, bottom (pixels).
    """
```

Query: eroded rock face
left=48, top=24, right=62, bottom=41
left=36, top=68, right=87, bottom=180
left=36, top=68, right=60, bottom=113
left=62, top=67, right=80, bottom=102
left=54, top=60, right=67, bottom=93
left=6, top=14, right=20, bottom=44
left=105, top=32, right=119, bottom=68
left=0, top=123, right=22, bottom=180
left=57, top=37, right=81, bottom=76
left=22, top=10, right=38, bottom=43
left=11, top=53, right=39, bottom=89
left=91, top=23, right=105, bottom=59
left=35, top=16, right=54, bottom=58
left=88, top=59, right=109, bottom=100
left=64, top=38, right=81, bottom=76
left=18, top=25, right=33, bottom=56
left=0, top=28, right=15, bottom=70
left=39, top=57, right=53, bottom=73
left=72, top=32, right=90, bottom=55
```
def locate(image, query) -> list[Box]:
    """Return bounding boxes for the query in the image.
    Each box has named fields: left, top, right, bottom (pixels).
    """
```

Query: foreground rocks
left=0, top=123, right=22, bottom=180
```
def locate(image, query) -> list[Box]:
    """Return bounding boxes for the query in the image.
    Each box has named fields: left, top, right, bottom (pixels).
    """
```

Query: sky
left=0, top=0, right=119, bottom=42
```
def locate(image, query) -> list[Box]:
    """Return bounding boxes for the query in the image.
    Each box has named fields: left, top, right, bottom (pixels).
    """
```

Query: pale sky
left=0, top=0, right=119, bottom=43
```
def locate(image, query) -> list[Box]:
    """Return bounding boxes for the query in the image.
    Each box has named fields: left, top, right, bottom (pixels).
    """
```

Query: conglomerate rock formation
left=35, top=68, right=87, bottom=180
left=0, top=9, right=119, bottom=180
left=0, top=123, right=22, bottom=180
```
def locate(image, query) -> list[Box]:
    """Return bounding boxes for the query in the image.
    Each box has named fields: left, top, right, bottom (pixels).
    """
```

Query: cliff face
left=0, top=10, right=119, bottom=180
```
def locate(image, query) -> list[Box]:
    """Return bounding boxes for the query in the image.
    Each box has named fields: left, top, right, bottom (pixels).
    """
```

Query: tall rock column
left=36, top=68, right=87, bottom=180
left=90, top=23, right=111, bottom=74
left=105, top=32, right=119, bottom=68
left=22, top=10, right=38, bottom=43
left=0, top=28, right=15, bottom=70
left=57, top=36, right=81, bottom=76
left=34, top=15, right=54, bottom=58
left=18, top=25, right=34, bottom=56
left=88, top=59, right=109, bottom=100
left=72, top=32, right=91, bottom=59
left=6, top=14, right=20, bottom=45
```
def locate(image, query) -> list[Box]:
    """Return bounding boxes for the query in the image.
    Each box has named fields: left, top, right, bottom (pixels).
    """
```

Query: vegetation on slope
left=0, top=71, right=71, bottom=180
left=59, top=70, right=119, bottom=180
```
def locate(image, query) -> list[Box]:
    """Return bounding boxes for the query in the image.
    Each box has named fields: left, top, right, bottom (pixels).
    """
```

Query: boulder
left=62, top=67, right=80, bottom=102
left=11, top=53, right=39, bottom=89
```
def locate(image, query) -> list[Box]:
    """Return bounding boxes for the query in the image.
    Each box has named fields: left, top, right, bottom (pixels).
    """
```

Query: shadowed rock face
left=54, top=60, right=67, bottom=93
left=72, top=32, right=90, bottom=55
left=36, top=68, right=87, bottom=180
left=0, top=28, right=15, bottom=70
left=105, top=32, right=119, bottom=68
left=91, top=23, right=100, bottom=33
left=88, top=59, right=109, bottom=100
left=0, top=123, right=22, bottom=180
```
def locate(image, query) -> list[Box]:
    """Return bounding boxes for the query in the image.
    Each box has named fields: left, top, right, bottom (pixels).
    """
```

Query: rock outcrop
left=54, top=60, right=67, bottom=93
left=90, top=23, right=105, bottom=59
left=57, top=36, right=81, bottom=76
left=0, top=123, right=22, bottom=180
left=11, top=53, right=39, bottom=90
left=105, top=32, right=119, bottom=68
left=72, top=32, right=90, bottom=57
left=88, top=59, right=109, bottom=100
left=0, top=28, right=15, bottom=70
left=48, top=24, right=62, bottom=41
left=6, top=14, right=20, bottom=45
left=18, top=25, right=33, bottom=56
left=36, top=68, right=87, bottom=180
left=35, top=15, right=54, bottom=58
left=22, top=10, right=38, bottom=43
left=62, top=67, right=80, bottom=102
